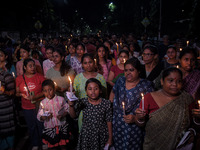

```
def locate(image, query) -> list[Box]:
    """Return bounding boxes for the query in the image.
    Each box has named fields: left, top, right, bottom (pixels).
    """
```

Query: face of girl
left=104, top=42, right=110, bottom=50
left=124, top=64, right=140, bottom=82
left=69, top=45, right=76, bottom=55
left=142, top=49, right=155, bottom=64
left=0, top=51, right=7, bottom=62
left=43, top=85, right=55, bottom=99
left=20, top=48, right=29, bottom=59
left=97, top=47, right=106, bottom=58
left=24, top=61, right=36, bottom=74
left=53, top=51, right=63, bottom=64
left=119, top=52, right=129, bottom=64
left=161, top=71, right=182, bottom=96
left=167, top=48, right=176, bottom=59
left=46, top=49, right=53, bottom=61
left=129, top=44, right=134, bottom=52
left=76, top=45, right=85, bottom=57
left=86, top=82, right=101, bottom=100
left=82, top=57, right=95, bottom=72
left=180, top=53, right=195, bottom=72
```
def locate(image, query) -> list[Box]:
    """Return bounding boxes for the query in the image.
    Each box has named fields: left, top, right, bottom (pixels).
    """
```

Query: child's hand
left=68, top=100, right=74, bottom=107
left=0, top=86, right=5, bottom=94
left=123, top=114, right=135, bottom=124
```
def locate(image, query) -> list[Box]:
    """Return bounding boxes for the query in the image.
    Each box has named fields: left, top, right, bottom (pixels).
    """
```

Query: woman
left=0, top=49, right=16, bottom=76
left=136, top=67, right=194, bottom=150
left=65, top=42, right=76, bottom=65
left=140, top=45, right=164, bottom=82
left=16, top=58, right=45, bottom=150
left=0, top=68, right=15, bottom=150
left=73, top=53, right=107, bottom=131
left=16, top=44, right=43, bottom=76
left=95, top=44, right=112, bottom=82
left=70, top=43, right=85, bottom=74
left=46, top=49, right=75, bottom=97
left=107, top=50, right=129, bottom=87
left=109, top=57, right=154, bottom=150
left=162, top=45, right=179, bottom=69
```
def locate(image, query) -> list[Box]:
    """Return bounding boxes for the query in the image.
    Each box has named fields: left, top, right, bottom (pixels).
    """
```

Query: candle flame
left=116, top=42, right=118, bottom=46
left=24, top=87, right=27, bottom=90
left=68, top=76, right=71, bottom=82
left=180, top=48, right=182, bottom=51
left=12, top=72, right=15, bottom=78
left=94, top=59, right=96, bottom=63
left=123, top=58, right=126, bottom=63
left=54, top=82, right=57, bottom=86
left=122, top=101, right=125, bottom=106
left=198, top=100, right=200, bottom=105
left=187, top=41, right=189, bottom=44
left=176, top=65, right=179, bottom=69
left=40, top=102, right=44, bottom=109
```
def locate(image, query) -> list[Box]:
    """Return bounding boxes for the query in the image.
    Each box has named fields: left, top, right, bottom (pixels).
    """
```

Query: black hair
left=85, top=78, right=102, bottom=92
left=42, top=79, right=55, bottom=90
left=179, top=47, right=197, bottom=59
left=31, top=50, right=39, bottom=57
left=45, top=46, right=54, bottom=52
left=0, top=49, right=13, bottom=71
left=23, top=58, right=35, bottom=73
left=162, top=67, right=183, bottom=80
left=53, top=49, right=71, bottom=76
left=124, top=57, right=141, bottom=72
left=143, top=45, right=158, bottom=55
left=20, top=44, right=30, bottom=53
left=81, top=53, right=94, bottom=63
left=167, top=45, right=176, bottom=51
left=118, top=49, right=129, bottom=57
left=76, top=43, right=85, bottom=51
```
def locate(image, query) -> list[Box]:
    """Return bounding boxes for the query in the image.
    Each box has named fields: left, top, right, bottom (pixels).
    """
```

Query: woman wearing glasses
left=140, top=45, right=164, bottom=82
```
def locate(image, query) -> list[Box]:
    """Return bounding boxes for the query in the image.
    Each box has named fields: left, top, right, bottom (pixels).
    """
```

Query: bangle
left=193, top=117, right=200, bottom=126
left=137, top=119, right=145, bottom=124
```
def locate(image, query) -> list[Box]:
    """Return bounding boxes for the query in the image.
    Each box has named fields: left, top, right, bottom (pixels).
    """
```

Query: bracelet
left=193, top=117, right=200, bottom=126
left=137, top=119, right=145, bottom=124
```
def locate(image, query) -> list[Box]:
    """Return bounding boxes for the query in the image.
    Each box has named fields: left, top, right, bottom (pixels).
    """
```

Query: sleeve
left=105, top=100, right=112, bottom=122
left=110, top=65, right=115, bottom=73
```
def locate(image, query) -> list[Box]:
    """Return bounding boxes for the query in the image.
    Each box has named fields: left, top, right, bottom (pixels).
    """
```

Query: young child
left=37, top=79, right=71, bottom=150
left=68, top=78, right=112, bottom=150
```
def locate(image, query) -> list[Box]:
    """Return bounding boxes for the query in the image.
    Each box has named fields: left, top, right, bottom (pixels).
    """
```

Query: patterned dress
left=70, top=56, right=84, bottom=74
left=75, top=98, right=112, bottom=150
left=112, top=76, right=154, bottom=150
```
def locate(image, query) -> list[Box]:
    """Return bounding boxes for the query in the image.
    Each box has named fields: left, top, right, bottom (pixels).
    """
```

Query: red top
left=16, top=73, right=45, bottom=109
left=110, top=65, right=124, bottom=79
left=139, top=93, right=159, bottom=114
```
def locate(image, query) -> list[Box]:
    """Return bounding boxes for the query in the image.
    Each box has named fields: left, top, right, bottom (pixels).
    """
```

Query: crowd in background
left=0, top=32, right=200, bottom=150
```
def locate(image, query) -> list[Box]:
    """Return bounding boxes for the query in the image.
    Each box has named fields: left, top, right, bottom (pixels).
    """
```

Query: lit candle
left=0, top=81, right=1, bottom=87
left=120, top=42, right=123, bottom=47
left=116, top=43, right=119, bottom=53
left=40, top=102, right=45, bottom=114
left=54, top=82, right=57, bottom=87
left=186, top=41, right=189, bottom=46
left=40, top=39, right=42, bottom=44
left=176, top=65, right=179, bottom=69
left=141, top=93, right=144, bottom=111
left=68, top=76, right=73, bottom=93
left=198, top=100, right=200, bottom=110
left=94, top=59, right=97, bottom=65
left=180, top=48, right=182, bottom=51
left=123, top=58, right=126, bottom=63
left=12, top=72, right=15, bottom=78
left=24, top=87, right=29, bottom=96
left=122, top=101, right=126, bottom=115
left=65, top=45, right=68, bottom=50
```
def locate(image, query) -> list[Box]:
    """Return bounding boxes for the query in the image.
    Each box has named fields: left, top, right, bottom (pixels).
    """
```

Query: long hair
left=0, top=49, right=13, bottom=71
left=54, top=49, right=71, bottom=76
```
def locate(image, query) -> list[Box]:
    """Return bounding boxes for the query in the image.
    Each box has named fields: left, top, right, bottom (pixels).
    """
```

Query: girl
left=65, top=42, right=76, bottom=65
left=16, top=44, right=43, bottom=76
left=46, top=49, right=75, bottom=97
left=37, top=79, right=71, bottom=150
left=70, top=43, right=85, bottom=74
left=16, top=58, right=45, bottom=150
left=107, top=50, right=129, bottom=87
left=69, top=78, right=112, bottom=150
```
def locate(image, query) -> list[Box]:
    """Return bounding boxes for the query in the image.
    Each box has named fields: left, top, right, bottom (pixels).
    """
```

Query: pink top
left=101, top=59, right=112, bottom=81
left=16, top=58, right=42, bottom=76
left=110, top=65, right=124, bottom=79
left=37, top=95, right=69, bottom=128
left=43, top=59, right=55, bottom=77
left=139, top=93, right=159, bottom=114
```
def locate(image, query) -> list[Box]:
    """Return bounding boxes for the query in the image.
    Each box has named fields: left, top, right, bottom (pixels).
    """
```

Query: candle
left=54, top=82, right=57, bottom=87
left=68, top=76, right=73, bottom=93
left=12, top=72, right=15, bottom=78
left=180, top=48, right=182, bottom=51
left=186, top=41, right=189, bottom=46
left=0, top=81, right=1, bottom=87
left=198, top=100, right=200, bottom=110
left=116, top=43, right=119, bottom=54
left=120, top=42, right=123, bottom=47
left=94, top=59, right=97, bottom=65
left=122, top=101, right=126, bottom=115
left=40, top=39, right=42, bottom=44
left=176, top=65, right=179, bottom=69
left=40, top=102, right=45, bottom=113
left=24, top=87, right=29, bottom=96
left=123, top=58, right=126, bottom=63
left=141, top=93, right=144, bottom=111
left=65, top=45, right=68, bottom=50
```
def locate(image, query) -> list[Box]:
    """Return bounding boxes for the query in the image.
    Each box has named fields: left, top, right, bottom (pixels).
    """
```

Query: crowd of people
left=0, top=33, right=200, bottom=150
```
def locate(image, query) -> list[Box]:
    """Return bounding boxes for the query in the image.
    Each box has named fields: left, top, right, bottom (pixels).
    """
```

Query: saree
left=143, top=91, right=194, bottom=150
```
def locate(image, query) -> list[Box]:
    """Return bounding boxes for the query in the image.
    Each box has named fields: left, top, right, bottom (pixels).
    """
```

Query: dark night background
left=0, top=0, right=200, bottom=40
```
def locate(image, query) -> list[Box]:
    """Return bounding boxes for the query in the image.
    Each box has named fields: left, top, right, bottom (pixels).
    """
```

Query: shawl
left=143, top=91, right=194, bottom=150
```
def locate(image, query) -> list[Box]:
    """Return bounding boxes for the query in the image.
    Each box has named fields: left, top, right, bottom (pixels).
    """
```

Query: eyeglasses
left=142, top=53, right=154, bottom=57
